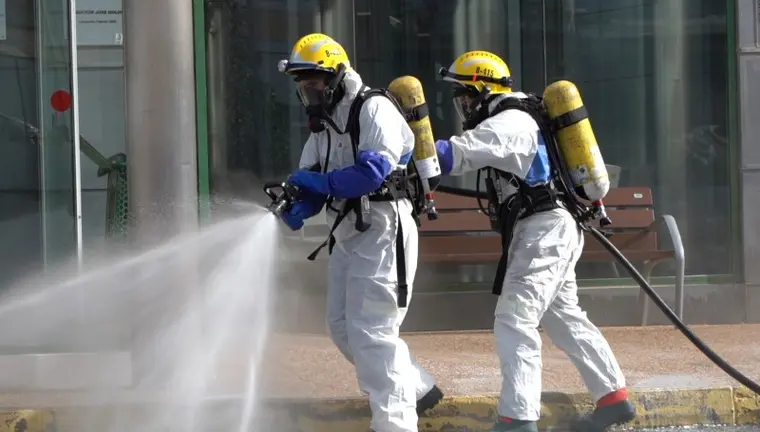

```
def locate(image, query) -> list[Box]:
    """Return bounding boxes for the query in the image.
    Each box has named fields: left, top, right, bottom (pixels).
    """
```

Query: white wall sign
left=0, top=0, right=6, bottom=41
left=76, top=0, right=123, bottom=46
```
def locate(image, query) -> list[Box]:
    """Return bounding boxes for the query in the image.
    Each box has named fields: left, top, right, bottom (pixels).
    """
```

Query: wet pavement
left=256, top=324, right=760, bottom=398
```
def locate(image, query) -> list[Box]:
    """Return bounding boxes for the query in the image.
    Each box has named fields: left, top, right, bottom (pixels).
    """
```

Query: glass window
left=0, top=0, right=81, bottom=288
left=543, top=1, right=732, bottom=278
left=208, top=0, right=355, bottom=190
left=211, top=0, right=735, bottom=289
left=74, top=0, right=127, bottom=253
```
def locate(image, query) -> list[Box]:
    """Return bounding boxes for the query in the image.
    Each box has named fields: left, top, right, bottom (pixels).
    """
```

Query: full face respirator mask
left=294, top=64, right=347, bottom=133
left=452, top=83, right=496, bottom=131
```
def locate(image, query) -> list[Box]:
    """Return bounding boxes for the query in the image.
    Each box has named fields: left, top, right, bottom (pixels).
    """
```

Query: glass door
left=0, top=0, right=80, bottom=288
left=37, top=0, right=82, bottom=267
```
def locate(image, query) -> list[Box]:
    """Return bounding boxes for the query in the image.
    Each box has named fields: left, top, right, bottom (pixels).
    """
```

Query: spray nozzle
left=591, top=200, right=612, bottom=227
left=424, top=194, right=439, bottom=221
left=263, top=181, right=302, bottom=217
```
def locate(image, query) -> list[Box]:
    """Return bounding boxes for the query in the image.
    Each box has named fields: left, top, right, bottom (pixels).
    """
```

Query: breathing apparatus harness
left=440, top=91, right=760, bottom=396
left=453, top=92, right=583, bottom=297
left=284, top=65, right=430, bottom=308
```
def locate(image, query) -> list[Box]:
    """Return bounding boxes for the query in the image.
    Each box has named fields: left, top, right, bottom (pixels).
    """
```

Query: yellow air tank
left=542, top=80, right=610, bottom=203
left=388, top=75, right=440, bottom=220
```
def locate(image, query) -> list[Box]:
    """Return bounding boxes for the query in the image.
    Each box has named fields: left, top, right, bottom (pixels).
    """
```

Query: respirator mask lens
left=297, top=85, right=324, bottom=108
left=452, top=95, right=476, bottom=123
left=295, top=76, right=329, bottom=109
left=452, top=84, right=484, bottom=123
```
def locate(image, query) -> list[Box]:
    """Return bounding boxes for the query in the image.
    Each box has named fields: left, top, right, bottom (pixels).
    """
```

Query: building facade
left=0, top=0, right=758, bottom=333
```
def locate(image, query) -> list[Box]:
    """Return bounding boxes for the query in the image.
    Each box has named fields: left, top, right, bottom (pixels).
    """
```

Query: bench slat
left=419, top=249, right=674, bottom=264
left=420, top=231, right=658, bottom=256
left=594, top=187, right=653, bottom=207
left=432, top=186, right=654, bottom=210
left=420, top=208, right=655, bottom=232
left=432, top=192, right=483, bottom=210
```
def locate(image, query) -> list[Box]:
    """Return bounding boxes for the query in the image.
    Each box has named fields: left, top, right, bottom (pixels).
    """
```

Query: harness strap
left=489, top=170, right=562, bottom=295
left=307, top=200, right=351, bottom=261
left=395, top=213, right=408, bottom=307
left=483, top=95, right=570, bottom=296
left=491, top=194, right=561, bottom=295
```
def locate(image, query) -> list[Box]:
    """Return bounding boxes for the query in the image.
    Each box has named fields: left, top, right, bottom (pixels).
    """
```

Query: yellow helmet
left=438, top=50, right=514, bottom=128
left=277, top=33, right=352, bottom=132
left=277, top=33, right=352, bottom=76
left=439, top=50, right=513, bottom=93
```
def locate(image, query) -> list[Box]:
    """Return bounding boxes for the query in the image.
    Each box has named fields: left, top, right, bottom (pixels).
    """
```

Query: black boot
left=571, top=399, right=636, bottom=431
left=417, top=385, right=444, bottom=415
left=490, top=419, right=539, bottom=432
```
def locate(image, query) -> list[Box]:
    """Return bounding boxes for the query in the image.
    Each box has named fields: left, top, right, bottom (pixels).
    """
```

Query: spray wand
left=263, top=181, right=302, bottom=218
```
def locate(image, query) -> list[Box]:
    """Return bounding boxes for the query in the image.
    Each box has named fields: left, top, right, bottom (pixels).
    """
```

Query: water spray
left=263, top=181, right=302, bottom=218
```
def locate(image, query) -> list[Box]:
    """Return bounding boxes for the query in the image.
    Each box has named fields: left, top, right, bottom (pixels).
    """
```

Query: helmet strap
left=323, top=63, right=347, bottom=114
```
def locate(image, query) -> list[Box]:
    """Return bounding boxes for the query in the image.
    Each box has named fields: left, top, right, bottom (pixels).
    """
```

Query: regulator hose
left=588, top=226, right=760, bottom=395
left=435, top=184, right=760, bottom=395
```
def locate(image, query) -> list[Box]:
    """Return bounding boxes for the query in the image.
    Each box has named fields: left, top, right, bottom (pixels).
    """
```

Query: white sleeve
left=448, top=110, right=539, bottom=177
left=356, top=96, right=412, bottom=169
left=297, top=133, right=320, bottom=170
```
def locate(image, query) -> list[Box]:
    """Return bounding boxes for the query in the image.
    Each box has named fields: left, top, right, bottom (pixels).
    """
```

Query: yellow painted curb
left=263, top=387, right=749, bottom=431
left=0, top=387, right=755, bottom=430
left=734, top=386, right=760, bottom=424
left=0, top=410, right=53, bottom=432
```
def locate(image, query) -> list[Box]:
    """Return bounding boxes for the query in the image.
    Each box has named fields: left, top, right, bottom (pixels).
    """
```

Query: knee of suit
left=346, top=317, right=399, bottom=351
left=495, top=290, right=544, bottom=328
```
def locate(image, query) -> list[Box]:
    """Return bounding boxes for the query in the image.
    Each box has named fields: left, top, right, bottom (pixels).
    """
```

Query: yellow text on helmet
left=278, top=33, right=351, bottom=75
left=439, top=50, right=513, bottom=94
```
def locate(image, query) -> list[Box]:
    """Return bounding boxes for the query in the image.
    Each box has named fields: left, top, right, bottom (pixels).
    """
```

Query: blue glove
left=435, top=139, right=454, bottom=175
left=280, top=207, right=306, bottom=231
left=279, top=191, right=326, bottom=231
left=287, top=151, right=392, bottom=199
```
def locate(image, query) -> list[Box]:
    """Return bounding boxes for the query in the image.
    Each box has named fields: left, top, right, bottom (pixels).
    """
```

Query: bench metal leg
left=674, top=257, right=685, bottom=321
left=661, top=215, right=686, bottom=321
left=609, top=261, right=621, bottom=278
left=638, top=261, right=656, bottom=326
left=638, top=259, right=685, bottom=326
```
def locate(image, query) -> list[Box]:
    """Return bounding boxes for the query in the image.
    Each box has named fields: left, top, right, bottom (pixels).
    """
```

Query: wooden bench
left=419, top=187, right=685, bottom=326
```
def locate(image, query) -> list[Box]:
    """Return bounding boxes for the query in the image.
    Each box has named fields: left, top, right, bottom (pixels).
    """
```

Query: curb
left=262, top=386, right=760, bottom=431
left=0, top=387, right=756, bottom=431
left=0, top=410, right=53, bottom=431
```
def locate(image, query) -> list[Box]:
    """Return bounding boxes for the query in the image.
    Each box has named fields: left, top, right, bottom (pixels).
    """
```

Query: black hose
left=588, top=226, right=760, bottom=395
left=436, top=183, right=760, bottom=394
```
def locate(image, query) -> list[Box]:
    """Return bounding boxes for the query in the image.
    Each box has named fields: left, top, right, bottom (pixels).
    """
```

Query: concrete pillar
left=124, top=0, right=199, bottom=241
left=123, top=0, right=202, bottom=389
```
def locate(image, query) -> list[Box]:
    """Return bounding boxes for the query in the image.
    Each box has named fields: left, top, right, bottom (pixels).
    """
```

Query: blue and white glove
left=280, top=190, right=326, bottom=231
left=287, top=151, right=392, bottom=200
left=434, top=139, right=454, bottom=176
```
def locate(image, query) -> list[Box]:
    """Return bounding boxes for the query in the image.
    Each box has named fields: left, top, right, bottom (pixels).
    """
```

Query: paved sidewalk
left=251, top=324, right=760, bottom=431
left=0, top=324, right=758, bottom=431
left=259, top=324, right=760, bottom=399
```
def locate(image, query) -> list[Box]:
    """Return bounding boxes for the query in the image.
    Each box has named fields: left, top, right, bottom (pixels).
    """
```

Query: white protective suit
left=445, top=93, right=627, bottom=421
left=297, top=69, right=437, bottom=432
